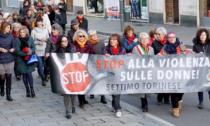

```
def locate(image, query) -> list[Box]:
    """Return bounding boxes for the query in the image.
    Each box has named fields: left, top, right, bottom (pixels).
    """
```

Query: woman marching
left=31, top=17, right=49, bottom=86
left=15, top=26, right=36, bottom=97
left=102, top=34, right=127, bottom=118
left=0, top=22, right=15, bottom=101
left=132, top=32, right=154, bottom=112
left=192, top=28, right=210, bottom=109
left=54, top=35, right=77, bottom=119
left=158, top=31, right=189, bottom=117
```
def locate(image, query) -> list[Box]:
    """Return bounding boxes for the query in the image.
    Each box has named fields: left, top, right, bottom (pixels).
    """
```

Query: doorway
left=66, top=0, right=74, bottom=13
left=165, top=0, right=179, bottom=24
left=86, top=0, right=104, bottom=17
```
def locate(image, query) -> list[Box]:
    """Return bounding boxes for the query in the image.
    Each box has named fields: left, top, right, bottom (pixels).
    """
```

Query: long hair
left=0, top=22, right=11, bottom=33
left=56, top=35, right=72, bottom=53
left=47, top=5, right=53, bottom=13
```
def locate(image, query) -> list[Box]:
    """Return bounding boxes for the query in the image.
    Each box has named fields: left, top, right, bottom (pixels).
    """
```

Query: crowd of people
left=0, top=0, right=210, bottom=120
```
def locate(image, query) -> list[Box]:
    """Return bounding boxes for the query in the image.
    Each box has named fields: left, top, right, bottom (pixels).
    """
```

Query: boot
left=0, top=84, right=5, bottom=96
left=45, top=73, right=49, bottom=82
left=178, top=101, right=182, bottom=109
left=142, top=106, right=148, bottom=112
left=6, top=88, right=13, bottom=101
left=30, top=87, right=35, bottom=97
left=26, top=87, right=30, bottom=97
left=198, top=102, right=204, bottom=109
left=173, top=108, right=179, bottom=117
left=41, top=75, right=46, bottom=86
left=100, top=96, right=107, bottom=104
left=90, top=95, right=94, bottom=99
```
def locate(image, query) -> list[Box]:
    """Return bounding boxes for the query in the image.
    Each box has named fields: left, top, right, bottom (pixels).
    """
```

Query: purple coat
left=102, top=44, right=126, bottom=55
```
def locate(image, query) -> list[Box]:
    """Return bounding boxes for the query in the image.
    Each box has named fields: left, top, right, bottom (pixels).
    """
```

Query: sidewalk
left=0, top=69, right=174, bottom=126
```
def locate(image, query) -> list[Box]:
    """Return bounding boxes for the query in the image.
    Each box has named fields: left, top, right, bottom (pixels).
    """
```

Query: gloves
left=27, top=50, right=32, bottom=55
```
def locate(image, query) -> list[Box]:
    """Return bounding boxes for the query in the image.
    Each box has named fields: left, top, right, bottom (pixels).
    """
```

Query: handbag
left=27, top=54, right=38, bottom=65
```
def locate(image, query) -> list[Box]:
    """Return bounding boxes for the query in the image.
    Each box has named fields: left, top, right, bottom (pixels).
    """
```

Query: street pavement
left=1, top=6, right=210, bottom=126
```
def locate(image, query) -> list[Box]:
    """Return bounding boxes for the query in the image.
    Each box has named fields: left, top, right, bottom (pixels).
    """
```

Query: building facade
left=2, top=0, right=210, bottom=28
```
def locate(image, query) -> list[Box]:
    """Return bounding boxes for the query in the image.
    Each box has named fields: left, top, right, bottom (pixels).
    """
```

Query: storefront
left=85, top=0, right=104, bottom=17
left=199, top=0, right=210, bottom=27
left=124, top=0, right=148, bottom=21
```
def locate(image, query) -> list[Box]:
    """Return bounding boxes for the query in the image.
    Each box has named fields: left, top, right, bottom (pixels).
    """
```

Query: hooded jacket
left=0, top=32, right=15, bottom=64
left=192, top=38, right=210, bottom=54
left=31, top=27, right=49, bottom=56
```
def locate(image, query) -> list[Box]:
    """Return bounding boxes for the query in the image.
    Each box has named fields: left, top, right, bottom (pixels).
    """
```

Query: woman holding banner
left=72, top=29, right=95, bottom=109
left=158, top=31, right=189, bottom=117
left=102, top=34, right=127, bottom=118
left=54, top=35, right=77, bottom=119
left=122, top=25, right=139, bottom=53
left=192, top=28, right=210, bottom=109
left=151, top=27, right=171, bottom=106
left=132, top=32, right=154, bottom=112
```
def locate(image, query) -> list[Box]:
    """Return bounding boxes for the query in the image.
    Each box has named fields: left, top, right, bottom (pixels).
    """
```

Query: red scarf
left=77, top=17, right=83, bottom=23
left=140, top=44, right=149, bottom=55
left=126, top=34, right=135, bottom=45
left=158, top=37, right=167, bottom=45
left=111, top=46, right=119, bottom=55
left=12, top=31, right=18, bottom=39
left=38, top=5, right=42, bottom=8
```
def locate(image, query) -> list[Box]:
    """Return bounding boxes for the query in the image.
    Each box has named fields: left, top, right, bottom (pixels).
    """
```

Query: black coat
left=48, top=11, right=56, bottom=25
left=58, top=3, right=67, bottom=24
left=192, top=38, right=210, bottom=53
left=67, top=27, right=86, bottom=42
left=19, top=5, right=30, bottom=16
left=151, top=39, right=165, bottom=55
left=79, top=17, right=88, bottom=30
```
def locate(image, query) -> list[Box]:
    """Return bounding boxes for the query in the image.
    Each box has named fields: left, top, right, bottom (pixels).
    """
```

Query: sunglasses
left=79, top=35, right=85, bottom=38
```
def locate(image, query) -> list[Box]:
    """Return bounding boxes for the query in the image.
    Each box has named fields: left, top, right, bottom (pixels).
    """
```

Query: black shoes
left=142, top=106, right=148, bottom=112
left=66, top=115, right=71, bottom=119
left=72, top=107, right=76, bottom=113
left=16, top=76, right=21, bottom=80
left=90, top=95, right=94, bottom=99
left=84, top=100, right=89, bottom=104
left=41, top=75, right=46, bottom=86
left=100, top=96, right=107, bottom=104
left=0, top=84, right=5, bottom=96
left=79, top=103, right=84, bottom=109
left=6, top=88, right=13, bottom=101
left=45, top=73, right=49, bottom=82
left=30, top=87, right=35, bottom=97
left=26, top=87, right=30, bottom=97
left=164, top=101, right=171, bottom=104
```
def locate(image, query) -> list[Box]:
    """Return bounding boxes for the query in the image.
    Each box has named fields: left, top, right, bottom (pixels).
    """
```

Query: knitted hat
left=3, top=13, right=10, bottom=19
left=167, top=31, right=176, bottom=38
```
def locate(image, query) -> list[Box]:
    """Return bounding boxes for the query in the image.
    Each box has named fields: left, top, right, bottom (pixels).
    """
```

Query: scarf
left=27, top=15, right=31, bottom=19
left=164, top=39, right=180, bottom=54
left=126, top=34, right=135, bottom=45
left=89, top=38, right=99, bottom=45
left=51, top=34, right=59, bottom=44
left=77, top=17, right=83, bottom=23
left=111, top=46, right=119, bottom=55
left=76, top=38, right=87, bottom=48
left=158, top=37, right=167, bottom=45
left=140, top=44, right=149, bottom=55
left=11, top=31, right=18, bottom=39
left=38, top=5, right=42, bottom=8
left=19, top=36, right=29, bottom=51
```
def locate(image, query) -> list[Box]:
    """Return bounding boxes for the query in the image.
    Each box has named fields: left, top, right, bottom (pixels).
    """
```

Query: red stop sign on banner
left=61, top=62, right=91, bottom=92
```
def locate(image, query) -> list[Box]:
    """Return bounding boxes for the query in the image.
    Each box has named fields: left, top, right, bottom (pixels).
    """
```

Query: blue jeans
left=198, top=92, right=210, bottom=102
left=131, top=2, right=140, bottom=17
left=37, top=56, right=47, bottom=75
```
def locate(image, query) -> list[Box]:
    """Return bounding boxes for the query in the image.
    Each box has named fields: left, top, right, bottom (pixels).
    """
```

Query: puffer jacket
left=122, top=34, right=139, bottom=53
left=0, top=32, right=15, bottom=64
left=19, top=5, right=30, bottom=16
